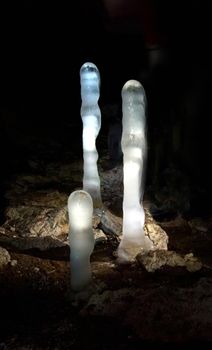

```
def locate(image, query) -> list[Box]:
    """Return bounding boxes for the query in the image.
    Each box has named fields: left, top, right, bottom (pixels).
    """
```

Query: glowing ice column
left=80, top=62, right=102, bottom=209
left=117, top=80, right=153, bottom=262
left=68, top=190, right=94, bottom=291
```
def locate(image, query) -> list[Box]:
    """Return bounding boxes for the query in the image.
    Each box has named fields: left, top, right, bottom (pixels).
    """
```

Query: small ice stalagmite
left=68, top=190, right=94, bottom=291
left=117, top=80, right=153, bottom=262
left=80, top=62, right=102, bottom=209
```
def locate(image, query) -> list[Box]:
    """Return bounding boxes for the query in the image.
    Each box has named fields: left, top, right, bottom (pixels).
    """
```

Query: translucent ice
left=117, top=80, right=153, bottom=262
left=80, top=62, right=102, bottom=208
left=68, top=190, right=94, bottom=291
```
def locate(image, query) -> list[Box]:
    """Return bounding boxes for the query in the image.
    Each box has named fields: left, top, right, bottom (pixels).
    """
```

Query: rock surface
left=0, top=142, right=212, bottom=348
left=0, top=247, right=11, bottom=268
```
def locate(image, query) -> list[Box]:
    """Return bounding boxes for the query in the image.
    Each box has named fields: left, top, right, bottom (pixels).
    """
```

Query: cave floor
left=1, top=126, right=212, bottom=349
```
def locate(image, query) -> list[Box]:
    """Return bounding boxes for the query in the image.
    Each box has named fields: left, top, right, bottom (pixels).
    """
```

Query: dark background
left=1, top=0, right=212, bottom=216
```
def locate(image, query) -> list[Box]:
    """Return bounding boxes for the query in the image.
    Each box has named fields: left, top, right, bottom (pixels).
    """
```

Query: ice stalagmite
left=117, top=80, right=153, bottom=262
left=68, top=190, right=94, bottom=291
left=80, top=62, right=102, bottom=208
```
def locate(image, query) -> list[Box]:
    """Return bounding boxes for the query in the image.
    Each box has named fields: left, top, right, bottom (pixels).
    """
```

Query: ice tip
left=68, top=190, right=93, bottom=207
left=122, top=79, right=144, bottom=94
left=80, top=62, right=99, bottom=75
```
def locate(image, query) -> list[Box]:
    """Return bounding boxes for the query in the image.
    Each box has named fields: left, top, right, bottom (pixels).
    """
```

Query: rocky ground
left=0, top=125, right=212, bottom=349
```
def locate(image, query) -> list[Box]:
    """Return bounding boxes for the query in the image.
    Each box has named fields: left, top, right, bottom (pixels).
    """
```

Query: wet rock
left=0, top=247, right=11, bottom=268
left=137, top=250, right=202, bottom=272
left=3, top=205, right=69, bottom=238
left=94, top=229, right=107, bottom=243
left=81, top=278, right=212, bottom=342
left=184, top=252, right=203, bottom=272
left=0, top=227, right=68, bottom=251
left=188, top=218, right=208, bottom=232
left=144, top=207, right=168, bottom=250
left=10, top=259, right=17, bottom=267
left=99, top=208, right=122, bottom=236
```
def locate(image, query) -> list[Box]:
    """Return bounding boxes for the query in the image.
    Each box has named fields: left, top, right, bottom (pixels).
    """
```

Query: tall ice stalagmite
left=117, top=80, right=153, bottom=262
left=80, top=62, right=102, bottom=208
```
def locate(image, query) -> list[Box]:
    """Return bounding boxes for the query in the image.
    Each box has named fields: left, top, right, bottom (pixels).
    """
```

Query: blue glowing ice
left=80, top=62, right=102, bottom=208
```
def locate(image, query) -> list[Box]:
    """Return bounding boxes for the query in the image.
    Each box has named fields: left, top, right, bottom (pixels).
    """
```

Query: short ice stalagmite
left=68, top=190, right=94, bottom=291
